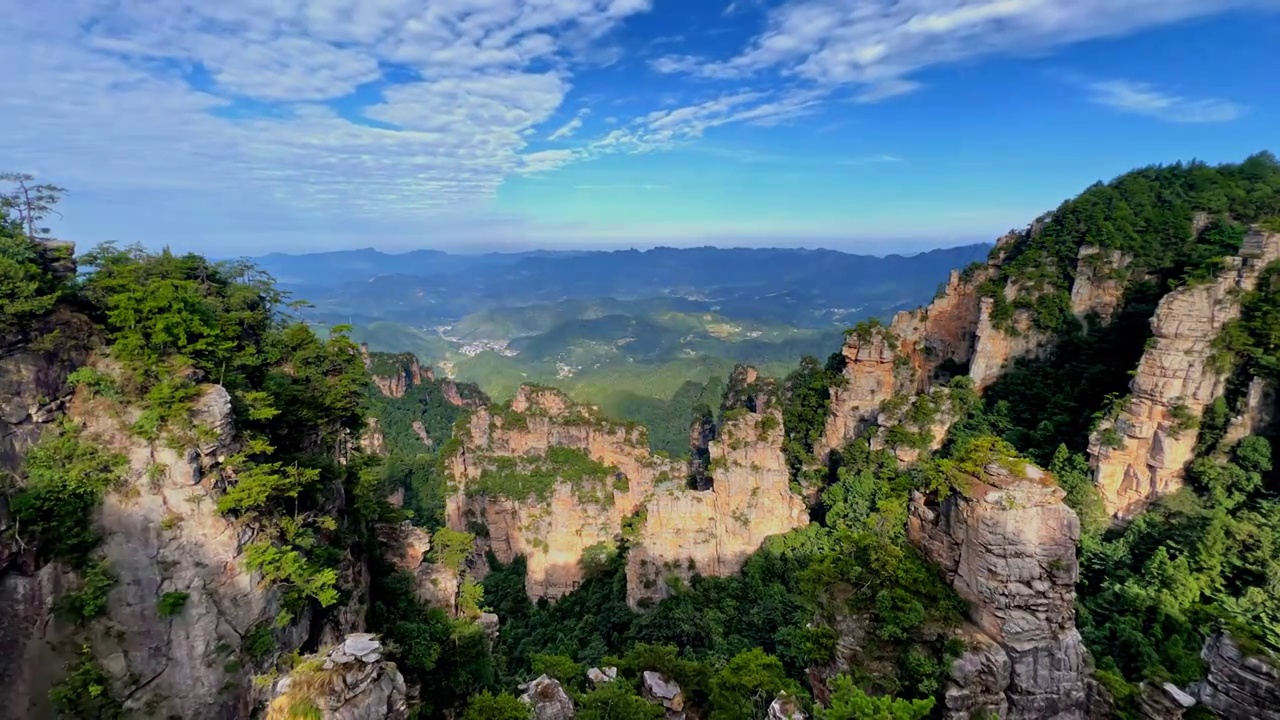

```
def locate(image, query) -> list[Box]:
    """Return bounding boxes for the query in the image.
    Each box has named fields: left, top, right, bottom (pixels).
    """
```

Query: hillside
left=3, top=154, right=1280, bottom=720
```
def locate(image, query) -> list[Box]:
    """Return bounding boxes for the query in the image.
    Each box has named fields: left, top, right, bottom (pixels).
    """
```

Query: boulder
left=519, top=674, right=576, bottom=720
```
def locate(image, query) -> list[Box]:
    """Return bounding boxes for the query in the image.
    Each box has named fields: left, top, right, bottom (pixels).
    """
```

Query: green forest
left=2, top=154, right=1280, bottom=720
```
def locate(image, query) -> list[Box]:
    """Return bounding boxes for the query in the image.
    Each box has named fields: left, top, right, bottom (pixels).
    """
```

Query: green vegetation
left=780, top=353, right=846, bottom=481
left=983, top=153, right=1280, bottom=333
left=8, top=424, right=126, bottom=568
left=49, top=645, right=123, bottom=720
left=157, top=591, right=190, bottom=617
left=461, top=691, right=530, bottom=720
left=470, top=448, right=619, bottom=505
left=815, top=676, right=934, bottom=720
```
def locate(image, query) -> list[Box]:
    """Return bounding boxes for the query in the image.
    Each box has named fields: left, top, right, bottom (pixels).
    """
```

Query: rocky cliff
left=0, top=359, right=314, bottom=719
left=1070, top=246, right=1134, bottom=327
left=0, top=309, right=97, bottom=474
left=446, top=376, right=807, bottom=607
left=361, top=348, right=433, bottom=400
left=1090, top=228, right=1280, bottom=519
left=908, top=460, right=1089, bottom=719
left=1194, top=633, right=1280, bottom=720
left=626, top=368, right=809, bottom=607
left=816, top=324, right=916, bottom=462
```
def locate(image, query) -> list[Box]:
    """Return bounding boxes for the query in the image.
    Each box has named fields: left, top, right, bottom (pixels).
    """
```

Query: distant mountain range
left=252, top=244, right=993, bottom=330
left=269, top=242, right=993, bottom=417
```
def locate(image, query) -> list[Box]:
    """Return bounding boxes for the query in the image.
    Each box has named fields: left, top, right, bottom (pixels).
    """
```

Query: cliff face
left=888, top=266, right=991, bottom=388
left=376, top=523, right=462, bottom=616
left=627, top=371, right=808, bottom=607
left=1070, top=246, right=1133, bottom=326
left=968, top=289, right=1053, bottom=391
left=908, top=461, right=1089, bottom=719
left=1090, top=229, right=1280, bottom=519
left=446, top=385, right=681, bottom=600
left=816, top=326, right=915, bottom=462
left=0, top=310, right=97, bottom=474
left=1194, top=633, right=1280, bottom=720
left=0, top=363, right=310, bottom=719
left=447, top=378, right=807, bottom=607
left=361, top=348, right=433, bottom=400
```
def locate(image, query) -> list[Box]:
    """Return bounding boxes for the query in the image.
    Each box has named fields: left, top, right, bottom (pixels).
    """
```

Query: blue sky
left=3, top=0, right=1278, bottom=255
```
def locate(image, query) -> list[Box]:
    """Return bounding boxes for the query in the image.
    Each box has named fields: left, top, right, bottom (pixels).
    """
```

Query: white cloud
left=548, top=108, right=591, bottom=140
left=653, top=0, right=1280, bottom=99
left=1086, top=80, right=1244, bottom=123
left=0, top=0, right=655, bottom=251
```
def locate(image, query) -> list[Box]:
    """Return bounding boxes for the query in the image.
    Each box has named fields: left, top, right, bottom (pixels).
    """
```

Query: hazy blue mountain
left=265, top=243, right=991, bottom=329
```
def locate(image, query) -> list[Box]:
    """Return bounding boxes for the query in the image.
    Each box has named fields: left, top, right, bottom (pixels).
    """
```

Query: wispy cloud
left=1, top=0, right=655, bottom=246
left=839, top=154, right=905, bottom=165
left=548, top=109, right=591, bottom=140
left=1086, top=80, right=1245, bottom=123
left=574, top=183, right=669, bottom=190
left=653, top=0, right=1280, bottom=104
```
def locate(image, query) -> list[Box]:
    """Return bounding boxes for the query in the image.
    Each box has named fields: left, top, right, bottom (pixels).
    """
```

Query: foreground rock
left=268, top=634, right=408, bottom=720
left=520, top=674, right=576, bottom=720
left=1194, top=633, right=1280, bottom=720
left=641, top=671, right=685, bottom=720
left=1090, top=228, right=1280, bottom=519
left=909, top=459, right=1089, bottom=719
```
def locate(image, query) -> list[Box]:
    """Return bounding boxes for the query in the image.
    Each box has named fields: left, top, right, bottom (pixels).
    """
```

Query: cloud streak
left=653, top=0, right=1280, bottom=102
left=1086, top=80, right=1245, bottom=123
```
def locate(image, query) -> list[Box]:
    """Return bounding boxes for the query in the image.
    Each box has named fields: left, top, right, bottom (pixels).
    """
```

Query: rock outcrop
left=1090, top=228, right=1280, bottom=519
left=0, top=357, right=320, bottom=718
left=447, top=377, right=807, bottom=607
left=520, top=674, right=576, bottom=720
left=0, top=309, right=96, bottom=474
left=641, top=671, right=685, bottom=720
left=887, top=265, right=992, bottom=389
left=376, top=523, right=462, bottom=616
left=626, top=371, right=808, bottom=607
left=817, top=324, right=916, bottom=461
left=968, top=292, right=1052, bottom=391
left=1070, top=246, right=1133, bottom=326
left=362, top=349, right=432, bottom=400
left=267, top=634, right=408, bottom=720
left=1194, top=633, right=1280, bottom=720
left=909, top=460, right=1088, bottom=719
left=1220, top=377, right=1277, bottom=452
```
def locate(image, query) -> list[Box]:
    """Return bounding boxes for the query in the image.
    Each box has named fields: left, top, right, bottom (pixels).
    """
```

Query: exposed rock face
left=1138, top=682, right=1196, bottom=719
left=1194, top=633, right=1280, bottom=720
left=888, top=265, right=992, bottom=387
left=969, top=293, right=1052, bottom=391
left=0, top=562, right=78, bottom=718
left=77, top=381, right=310, bottom=719
left=1090, top=229, right=1280, bottom=519
left=375, top=523, right=461, bottom=615
left=520, top=674, right=576, bottom=720
left=909, top=461, right=1088, bottom=719
left=447, top=385, right=681, bottom=600
left=817, top=325, right=914, bottom=462
left=1220, top=377, right=1277, bottom=452
left=768, top=693, right=806, bottom=720
left=361, top=416, right=388, bottom=456
left=626, top=372, right=808, bottom=607
left=0, top=309, right=96, bottom=474
left=641, top=671, right=685, bottom=720
left=447, top=380, right=807, bottom=607
left=268, top=634, right=408, bottom=720
left=587, top=666, right=618, bottom=686
left=364, top=351, right=431, bottom=399
left=0, top=357, right=316, bottom=719
left=1071, top=246, right=1132, bottom=326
